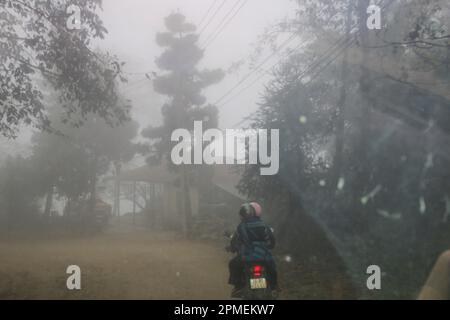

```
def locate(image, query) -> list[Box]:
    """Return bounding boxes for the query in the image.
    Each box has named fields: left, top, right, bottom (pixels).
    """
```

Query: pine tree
left=143, top=12, right=224, bottom=235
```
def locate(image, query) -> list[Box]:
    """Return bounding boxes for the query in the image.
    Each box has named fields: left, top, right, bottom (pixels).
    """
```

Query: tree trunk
left=88, top=154, right=98, bottom=214
left=43, top=185, right=54, bottom=219
left=113, top=161, right=121, bottom=218
left=132, top=181, right=136, bottom=225
left=149, top=183, right=156, bottom=228
left=182, top=165, right=192, bottom=237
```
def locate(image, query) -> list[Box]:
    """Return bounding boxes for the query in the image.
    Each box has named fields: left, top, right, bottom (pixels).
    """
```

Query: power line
left=291, top=35, right=356, bottom=85
left=302, top=37, right=356, bottom=86
left=297, top=0, right=396, bottom=87
left=220, top=40, right=306, bottom=106
left=122, top=75, right=152, bottom=86
left=217, top=34, right=355, bottom=108
left=224, top=0, right=396, bottom=116
left=215, top=0, right=396, bottom=108
left=122, top=70, right=153, bottom=76
left=202, top=0, right=248, bottom=49
left=225, top=37, right=356, bottom=129
left=211, top=8, right=349, bottom=107
left=198, top=0, right=220, bottom=29
left=120, top=78, right=151, bottom=94
left=260, top=39, right=306, bottom=76
left=213, top=32, right=298, bottom=105
left=201, top=0, right=242, bottom=47
left=198, top=0, right=227, bottom=36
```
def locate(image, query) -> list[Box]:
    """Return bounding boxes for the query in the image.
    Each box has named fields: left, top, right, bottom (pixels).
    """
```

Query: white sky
left=2, top=0, right=298, bottom=160
left=97, top=0, right=297, bottom=130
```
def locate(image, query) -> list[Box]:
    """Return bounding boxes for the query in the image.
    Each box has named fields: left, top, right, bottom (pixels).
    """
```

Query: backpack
left=237, top=219, right=273, bottom=262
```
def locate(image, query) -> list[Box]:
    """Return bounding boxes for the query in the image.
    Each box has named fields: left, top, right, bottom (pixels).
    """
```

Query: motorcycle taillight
left=252, top=265, right=262, bottom=277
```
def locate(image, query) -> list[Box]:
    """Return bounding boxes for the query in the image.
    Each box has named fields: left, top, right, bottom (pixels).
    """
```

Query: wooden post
left=151, top=183, right=157, bottom=228
left=132, top=181, right=136, bottom=226
left=116, top=162, right=122, bottom=219
left=113, top=161, right=122, bottom=219
left=113, top=180, right=117, bottom=216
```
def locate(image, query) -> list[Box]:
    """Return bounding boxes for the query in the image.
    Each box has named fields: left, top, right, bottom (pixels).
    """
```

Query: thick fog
left=95, top=0, right=297, bottom=130
left=1, top=0, right=450, bottom=300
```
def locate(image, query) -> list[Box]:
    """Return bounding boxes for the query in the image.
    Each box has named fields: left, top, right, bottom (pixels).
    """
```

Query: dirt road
left=0, top=228, right=231, bottom=299
left=0, top=216, right=356, bottom=299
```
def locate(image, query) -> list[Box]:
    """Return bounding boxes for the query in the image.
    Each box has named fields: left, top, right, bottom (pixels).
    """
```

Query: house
left=114, top=162, right=245, bottom=232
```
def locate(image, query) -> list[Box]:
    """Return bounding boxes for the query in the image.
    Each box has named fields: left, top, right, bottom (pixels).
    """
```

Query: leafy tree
left=371, top=0, right=450, bottom=76
left=0, top=0, right=129, bottom=138
left=31, top=128, right=88, bottom=218
left=0, top=155, right=40, bottom=230
left=239, top=0, right=450, bottom=298
left=31, top=100, right=139, bottom=219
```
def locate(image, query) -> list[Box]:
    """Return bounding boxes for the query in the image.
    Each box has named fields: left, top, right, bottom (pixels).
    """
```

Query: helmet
left=239, top=203, right=252, bottom=219
left=239, top=202, right=262, bottom=219
left=249, top=202, right=262, bottom=217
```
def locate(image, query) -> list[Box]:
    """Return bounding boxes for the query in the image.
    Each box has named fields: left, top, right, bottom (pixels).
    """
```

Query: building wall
left=162, top=183, right=199, bottom=231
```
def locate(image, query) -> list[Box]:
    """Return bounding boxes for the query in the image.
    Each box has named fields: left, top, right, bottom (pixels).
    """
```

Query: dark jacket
left=230, top=216, right=275, bottom=262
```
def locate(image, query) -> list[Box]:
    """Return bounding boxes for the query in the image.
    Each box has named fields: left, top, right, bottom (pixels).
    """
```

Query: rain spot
left=424, top=119, right=435, bottom=133
left=377, top=209, right=389, bottom=218
left=299, top=116, right=307, bottom=124
left=337, top=177, right=345, bottom=190
left=284, top=255, right=292, bottom=263
left=301, top=76, right=311, bottom=84
left=319, top=179, right=326, bottom=187
left=361, top=196, right=369, bottom=205
left=361, top=185, right=382, bottom=205
left=377, top=209, right=402, bottom=220
left=424, top=153, right=433, bottom=170
left=419, top=196, right=426, bottom=214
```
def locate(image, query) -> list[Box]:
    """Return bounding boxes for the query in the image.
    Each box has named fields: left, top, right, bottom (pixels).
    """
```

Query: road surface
left=0, top=228, right=231, bottom=299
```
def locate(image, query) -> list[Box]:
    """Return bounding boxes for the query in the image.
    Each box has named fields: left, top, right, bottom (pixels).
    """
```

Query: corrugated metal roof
left=117, top=163, right=246, bottom=199
left=117, top=163, right=176, bottom=184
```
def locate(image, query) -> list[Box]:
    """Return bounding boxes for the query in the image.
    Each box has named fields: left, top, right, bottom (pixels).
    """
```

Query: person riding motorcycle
left=227, top=202, right=278, bottom=296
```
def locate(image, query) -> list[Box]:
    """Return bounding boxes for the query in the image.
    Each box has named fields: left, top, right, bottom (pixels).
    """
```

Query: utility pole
left=331, top=0, right=353, bottom=190
left=354, top=0, right=373, bottom=220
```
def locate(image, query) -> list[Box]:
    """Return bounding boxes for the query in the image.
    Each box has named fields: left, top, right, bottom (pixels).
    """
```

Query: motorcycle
left=224, top=231, right=277, bottom=300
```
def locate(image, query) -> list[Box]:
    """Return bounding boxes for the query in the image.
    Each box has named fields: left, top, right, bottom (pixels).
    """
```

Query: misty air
left=0, top=0, right=450, bottom=303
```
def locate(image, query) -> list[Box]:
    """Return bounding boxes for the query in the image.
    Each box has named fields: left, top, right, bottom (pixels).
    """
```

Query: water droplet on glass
left=419, top=197, right=426, bottom=214
left=337, top=177, right=345, bottom=190
left=361, top=196, right=368, bottom=205
left=425, top=153, right=433, bottom=170
left=299, top=116, right=307, bottom=124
